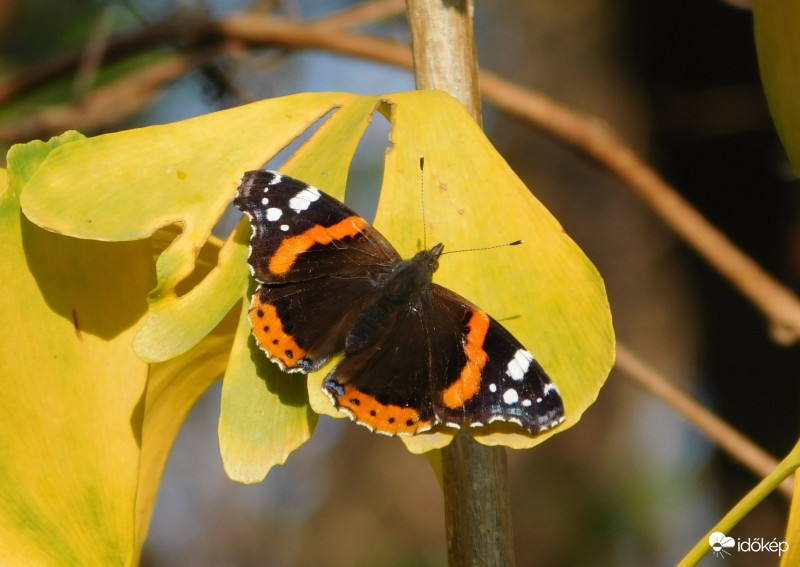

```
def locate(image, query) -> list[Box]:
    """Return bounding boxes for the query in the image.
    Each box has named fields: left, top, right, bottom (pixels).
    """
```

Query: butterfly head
left=418, top=242, right=444, bottom=272
left=407, top=242, right=444, bottom=278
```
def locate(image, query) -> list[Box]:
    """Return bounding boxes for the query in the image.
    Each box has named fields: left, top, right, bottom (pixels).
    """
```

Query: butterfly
left=234, top=170, right=565, bottom=436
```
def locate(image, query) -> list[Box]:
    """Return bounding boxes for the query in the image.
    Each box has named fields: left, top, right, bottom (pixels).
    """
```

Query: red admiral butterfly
left=234, top=170, right=565, bottom=436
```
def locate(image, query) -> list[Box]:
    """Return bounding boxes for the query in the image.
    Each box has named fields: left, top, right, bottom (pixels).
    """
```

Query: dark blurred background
left=2, top=1, right=798, bottom=565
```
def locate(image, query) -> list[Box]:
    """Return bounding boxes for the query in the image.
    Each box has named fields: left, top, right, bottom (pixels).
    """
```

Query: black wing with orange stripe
left=235, top=170, right=398, bottom=372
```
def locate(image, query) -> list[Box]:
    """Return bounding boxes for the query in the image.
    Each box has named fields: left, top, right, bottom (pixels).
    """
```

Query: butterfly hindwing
left=322, top=302, right=439, bottom=435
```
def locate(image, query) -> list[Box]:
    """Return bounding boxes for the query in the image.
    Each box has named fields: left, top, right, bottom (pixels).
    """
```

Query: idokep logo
left=708, top=531, right=789, bottom=559
left=709, top=532, right=735, bottom=558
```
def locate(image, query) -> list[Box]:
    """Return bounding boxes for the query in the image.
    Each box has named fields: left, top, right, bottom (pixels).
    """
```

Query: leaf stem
left=676, top=438, right=800, bottom=566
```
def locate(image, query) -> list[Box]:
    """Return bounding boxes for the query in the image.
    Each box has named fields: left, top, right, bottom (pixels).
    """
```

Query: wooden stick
left=405, top=1, right=515, bottom=565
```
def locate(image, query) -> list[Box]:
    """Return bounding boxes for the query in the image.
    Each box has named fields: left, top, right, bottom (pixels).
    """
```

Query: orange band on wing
left=249, top=297, right=307, bottom=370
left=269, top=216, right=369, bottom=275
left=333, top=384, right=434, bottom=435
left=441, top=310, right=490, bottom=409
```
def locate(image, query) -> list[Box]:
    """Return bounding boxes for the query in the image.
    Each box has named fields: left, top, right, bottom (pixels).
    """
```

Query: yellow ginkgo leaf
left=21, top=93, right=362, bottom=363
left=218, top=301, right=318, bottom=484
left=0, top=135, right=151, bottom=566
left=4, top=134, right=238, bottom=565
left=302, top=91, right=613, bottom=451
left=17, top=93, right=387, bottom=485
left=754, top=0, right=800, bottom=176
left=134, top=307, right=238, bottom=559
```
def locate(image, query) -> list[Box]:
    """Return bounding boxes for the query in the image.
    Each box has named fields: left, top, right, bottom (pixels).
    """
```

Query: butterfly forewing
left=234, top=170, right=399, bottom=284
left=424, top=285, right=565, bottom=434
left=235, top=170, right=399, bottom=371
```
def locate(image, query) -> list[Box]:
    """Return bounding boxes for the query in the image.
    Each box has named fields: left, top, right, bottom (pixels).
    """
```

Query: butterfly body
left=234, top=170, right=565, bottom=436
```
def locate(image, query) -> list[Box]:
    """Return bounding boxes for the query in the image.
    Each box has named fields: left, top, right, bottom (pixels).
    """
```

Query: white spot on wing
left=280, top=224, right=289, bottom=232
left=506, top=349, right=534, bottom=381
left=266, top=207, right=282, bottom=221
left=288, top=187, right=321, bottom=213
left=521, top=399, right=532, bottom=407
left=261, top=197, right=269, bottom=205
left=267, top=172, right=283, bottom=185
left=488, top=383, right=497, bottom=393
left=502, top=388, right=519, bottom=405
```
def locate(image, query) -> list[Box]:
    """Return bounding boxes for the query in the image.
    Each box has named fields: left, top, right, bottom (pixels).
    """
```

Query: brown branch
left=214, top=13, right=413, bottom=66
left=615, top=342, right=793, bottom=499
left=307, top=0, right=405, bottom=31
left=0, top=13, right=413, bottom=145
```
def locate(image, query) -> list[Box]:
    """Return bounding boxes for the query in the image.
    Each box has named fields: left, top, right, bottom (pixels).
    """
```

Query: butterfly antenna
left=419, top=156, right=427, bottom=250
left=417, top=158, right=520, bottom=255
left=441, top=239, right=524, bottom=255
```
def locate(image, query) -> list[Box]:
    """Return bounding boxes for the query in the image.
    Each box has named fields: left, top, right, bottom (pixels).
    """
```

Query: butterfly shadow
left=20, top=212, right=154, bottom=341
left=245, top=333, right=313, bottom=408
